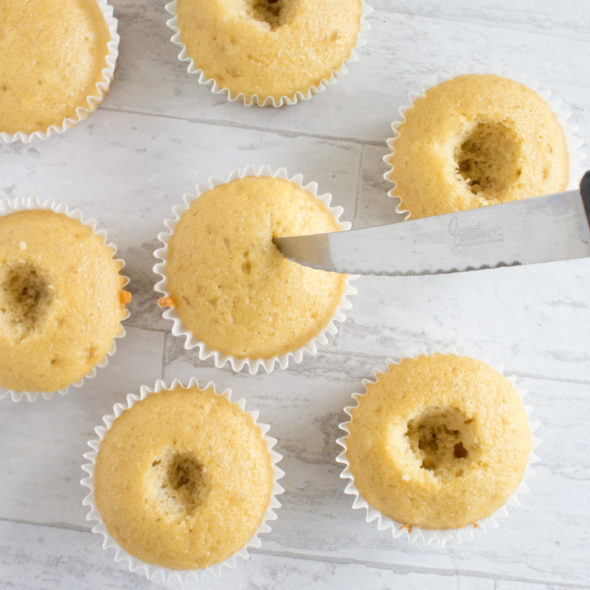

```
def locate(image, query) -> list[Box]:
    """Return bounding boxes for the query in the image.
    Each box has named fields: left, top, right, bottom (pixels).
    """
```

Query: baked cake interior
left=455, top=120, right=522, bottom=199
left=405, top=406, right=481, bottom=478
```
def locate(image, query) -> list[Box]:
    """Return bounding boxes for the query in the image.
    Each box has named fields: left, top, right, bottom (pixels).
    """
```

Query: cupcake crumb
left=119, top=290, right=132, bottom=306
left=158, top=296, right=174, bottom=308
left=345, top=354, right=532, bottom=529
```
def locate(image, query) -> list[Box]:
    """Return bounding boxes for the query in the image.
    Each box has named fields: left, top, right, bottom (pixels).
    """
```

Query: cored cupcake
left=385, top=74, right=570, bottom=218
left=166, top=0, right=364, bottom=106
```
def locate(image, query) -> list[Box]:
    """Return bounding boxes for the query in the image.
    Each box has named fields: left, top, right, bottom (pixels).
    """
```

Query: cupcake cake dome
left=169, top=0, right=363, bottom=105
left=342, top=354, right=532, bottom=530
left=0, top=208, right=129, bottom=394
left=91, top=382, right=277, bottom=571
left=386, top=74, right=570, bottom=218
left=155, top=168, right=352, bottom=371
left=0, top=0, right=117, bottom=140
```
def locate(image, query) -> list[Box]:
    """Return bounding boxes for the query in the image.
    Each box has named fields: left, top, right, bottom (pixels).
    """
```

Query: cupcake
left=0, top=207, right=129, bottom=397
left=167, top=0, right=363, bottom=106
left=0, top=0, right=118, bottom=141
left=340, top=354, right=532, bottom=533
left=88, top=381, right=280, bottom=574
left=154, top=167, right=353, bottom=372
left=386, top=74, right=570, bottom=218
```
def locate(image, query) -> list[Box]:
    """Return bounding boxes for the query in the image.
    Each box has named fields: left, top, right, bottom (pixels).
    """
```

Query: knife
left=274, top=172, right=590, bottom=276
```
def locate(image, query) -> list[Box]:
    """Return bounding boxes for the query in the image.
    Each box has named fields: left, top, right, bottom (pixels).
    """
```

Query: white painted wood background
left=1, top=1, right=589, bottom=588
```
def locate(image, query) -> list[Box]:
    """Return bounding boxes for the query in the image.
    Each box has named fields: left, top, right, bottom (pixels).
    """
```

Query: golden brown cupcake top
left=0, top=0, right=112, bottom=135
left=346, top=354, right=531, bottom=529
left=176, top=0, right=362, bottom=103
left=165, top=176, right=347, bottom=359
left=94, top=385, right=274, bottom=570
left=388, top=74, right=569, bottom=218
left=0, top=209, right=128, bottom=393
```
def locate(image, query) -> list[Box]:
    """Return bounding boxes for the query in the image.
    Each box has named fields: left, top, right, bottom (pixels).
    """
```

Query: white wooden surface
left=1, top=1, right=590, bottom=588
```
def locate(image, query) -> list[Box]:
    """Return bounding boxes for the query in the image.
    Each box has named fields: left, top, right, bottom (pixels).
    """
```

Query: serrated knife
left=274, top=172, right=590, bottom=276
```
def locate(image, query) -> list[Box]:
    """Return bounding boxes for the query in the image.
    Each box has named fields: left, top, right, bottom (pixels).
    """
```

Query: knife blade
left=274, top=173, right=590, bottom=276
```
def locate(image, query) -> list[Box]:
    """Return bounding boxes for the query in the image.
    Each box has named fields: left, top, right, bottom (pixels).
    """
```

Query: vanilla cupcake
left=0, top=208, right=129, bottom=396
left=386, top=74, right=570, bottom=218
left=155, top=168, right=353, bottom=372
left=0, top=0, right=118, bottom=141
left=90, top=382, right=279, bottom=572
left=342, top=354, right=532, bottom=531
left=168, top=0, right=363, bottom=106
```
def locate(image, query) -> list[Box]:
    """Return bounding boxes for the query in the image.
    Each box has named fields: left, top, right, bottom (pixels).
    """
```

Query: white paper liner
left=0, top=196, right=129, bottom=403
left=383, top=65, right=586, bottom=220
left=80, top=377, right=285, bottom=583
left=0, top=0, right=119, bottom=144
left=335, top=345, right=542, bottom=547
left=164, top=0, right=372, bottom=107
left=153, top=164, right=357, bottom=374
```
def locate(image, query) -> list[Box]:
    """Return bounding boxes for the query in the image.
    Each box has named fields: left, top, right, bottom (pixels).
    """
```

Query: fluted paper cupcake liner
left=336, top=345, right=541, bottom=546
left=383, top=65, right=585, bottom=220
left=153, top=164, right=357, bottom=374
left=0, top=196, right=129, bottom=402
left=80, top=377, right=285, bottom=583
left=165, top=0, right=372, bottom=107
left=0, top=0, right=119, bottom=143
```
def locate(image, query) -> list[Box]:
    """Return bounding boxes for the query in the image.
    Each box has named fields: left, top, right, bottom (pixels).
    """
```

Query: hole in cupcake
left=246, top=0, right=288, bottom=28
left=148, top=450, right=209, bottom=517
left=405, top=406, right=480, bottom=478
left=455, top=120, right=522, bottom=199
left=0, top=261, right=54, bottom=338
left=453, top=441, right=468, bottom=459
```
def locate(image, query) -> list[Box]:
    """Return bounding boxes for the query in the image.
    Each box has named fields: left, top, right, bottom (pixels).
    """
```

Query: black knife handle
left=581, top=171, right=590, bottom=227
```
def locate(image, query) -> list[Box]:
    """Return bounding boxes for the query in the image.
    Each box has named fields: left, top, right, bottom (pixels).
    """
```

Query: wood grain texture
left=0, top=0, right=589, bottom=588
